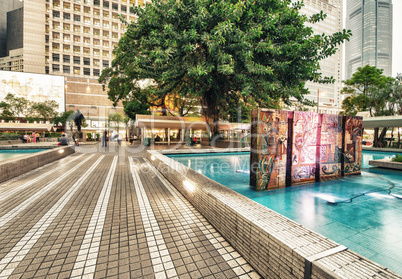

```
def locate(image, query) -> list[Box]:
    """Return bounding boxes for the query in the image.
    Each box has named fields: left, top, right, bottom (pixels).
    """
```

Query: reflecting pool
left=0, top=149, right=47, bottom=161
left=168, top=150, right=402, bottom=275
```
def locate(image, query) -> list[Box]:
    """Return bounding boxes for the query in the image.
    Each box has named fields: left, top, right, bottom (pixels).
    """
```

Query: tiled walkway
left=0, top=144, right=261, bottom=279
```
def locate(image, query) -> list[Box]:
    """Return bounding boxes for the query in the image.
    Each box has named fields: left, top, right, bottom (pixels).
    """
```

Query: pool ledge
left=148, top=149, right=402, bottom=279
left=0, top=146, right=75, bottom=183
left=369, top=158, right=402, bottom=170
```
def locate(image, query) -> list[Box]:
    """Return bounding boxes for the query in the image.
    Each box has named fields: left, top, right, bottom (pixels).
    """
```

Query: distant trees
left=0, top=93, right=60, bottom=123
left=341, top=65, right=399, bottom=116
left=53, top=110, right=76, bottom=126
left=341, top=66, right=402, bottom=147
left=108, top=112, right=125, bottom=134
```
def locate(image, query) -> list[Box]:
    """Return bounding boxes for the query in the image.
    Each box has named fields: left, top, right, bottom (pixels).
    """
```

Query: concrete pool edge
left=147, top=149, right=402, bottom=279
left=0, top=146, right=75, bottom=183
left=369, top=158, right=402, bottom=170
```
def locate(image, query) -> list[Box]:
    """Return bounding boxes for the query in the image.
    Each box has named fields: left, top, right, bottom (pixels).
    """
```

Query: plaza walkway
left=0, top=142, right=261, bottom=279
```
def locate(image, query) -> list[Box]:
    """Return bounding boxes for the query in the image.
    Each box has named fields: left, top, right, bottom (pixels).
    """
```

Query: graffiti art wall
left=250, top=109, right=362, bottom=190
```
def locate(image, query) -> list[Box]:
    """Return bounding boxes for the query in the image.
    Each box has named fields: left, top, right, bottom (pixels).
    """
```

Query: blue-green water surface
left=168, top=151, right=402, bottom=275
left=0, top=149, right=47, bottom=161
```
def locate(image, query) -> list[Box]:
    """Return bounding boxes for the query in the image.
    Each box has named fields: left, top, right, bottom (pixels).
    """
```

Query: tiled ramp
left=0, top=154, right=260, bottom=279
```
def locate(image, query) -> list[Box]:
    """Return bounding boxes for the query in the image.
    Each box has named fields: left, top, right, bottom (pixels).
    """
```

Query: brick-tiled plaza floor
left=0, top=143, right=261, bottom=279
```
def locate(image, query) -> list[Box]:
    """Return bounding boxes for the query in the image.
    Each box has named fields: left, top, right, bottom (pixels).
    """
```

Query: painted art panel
left=344, top=116, right=363, bottom=175
left=250, top=109, right=288, bottom=190
left=0, top=71, right=65, bottom=113
left=250, top=109, right=362, bottom=191
left=291, top=111, right=319, bottom=184
left=319, top=114, right=343, bottom=180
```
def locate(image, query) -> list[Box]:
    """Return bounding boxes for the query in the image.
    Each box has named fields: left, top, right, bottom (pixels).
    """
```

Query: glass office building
left=345, top=0, right=393, bottom=79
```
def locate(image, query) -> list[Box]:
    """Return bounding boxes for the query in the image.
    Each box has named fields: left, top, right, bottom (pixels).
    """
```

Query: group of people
left=20, top=133, right=40, bottom=143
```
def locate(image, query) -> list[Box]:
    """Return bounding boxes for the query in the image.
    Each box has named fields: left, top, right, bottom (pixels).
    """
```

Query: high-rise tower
left=297, top=0, right=344, bottom=114
left=345, top=0, right=393, bottom=79
left=0, top=0, right=147, bottom=77
left=0, top=0, right=23, bottom=58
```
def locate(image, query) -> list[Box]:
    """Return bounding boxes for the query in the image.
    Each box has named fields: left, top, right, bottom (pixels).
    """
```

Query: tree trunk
left=376, top=127, right=388, bottom=148
left=202, top=89, right=220, bottom=138
left=373, top=127, right=379, bottom=147
left=398, top=128, right=401, bottom=149
left=389, top=127, right=394, bottom=147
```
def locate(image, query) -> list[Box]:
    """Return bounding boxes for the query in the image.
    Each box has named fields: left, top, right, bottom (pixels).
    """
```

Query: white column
left=168, top=128, right=171, bottom=145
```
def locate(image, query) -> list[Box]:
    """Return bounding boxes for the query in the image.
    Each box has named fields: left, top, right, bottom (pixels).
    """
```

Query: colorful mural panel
left=250, top=109, right=288, bottom=190
left=291, top=111, right=319, bottom=184
left=250, top=110, right=362, bottom=190
left=343, top=116, right=363, bottom=175
left=320, top=114, right=343, bottom=180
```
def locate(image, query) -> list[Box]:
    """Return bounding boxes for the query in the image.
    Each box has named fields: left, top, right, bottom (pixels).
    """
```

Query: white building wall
left=296, top=0, right=344, bottom=114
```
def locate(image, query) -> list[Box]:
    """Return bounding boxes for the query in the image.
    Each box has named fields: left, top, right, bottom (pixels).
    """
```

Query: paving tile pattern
left=0, top=150, right=260, bottom=279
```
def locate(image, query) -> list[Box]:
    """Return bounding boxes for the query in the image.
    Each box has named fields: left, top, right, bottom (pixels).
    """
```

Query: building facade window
left=63, top=65, right=70, bottom=73
left=63, top=55, right=70, bottom=63
left=52, top=54, right=60, bottom=62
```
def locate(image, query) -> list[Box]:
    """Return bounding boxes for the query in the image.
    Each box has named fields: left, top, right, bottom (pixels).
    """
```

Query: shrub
left=392, top=154, right=402, bottom=163
left=45, top=132, right=62, bottom=138
left=0, top=132, right=22, bottom=140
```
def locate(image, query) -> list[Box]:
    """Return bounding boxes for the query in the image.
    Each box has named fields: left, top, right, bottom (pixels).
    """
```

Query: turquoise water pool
left=168, top=151, right=402, bottom=275
left=0, top=149, right=47, bottom=161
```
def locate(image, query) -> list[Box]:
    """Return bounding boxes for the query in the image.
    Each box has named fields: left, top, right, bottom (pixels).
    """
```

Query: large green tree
left=29, top=100, right=59, bottom=122
left=341, top=66, right=397, bottom=116
left=123, top=98, right=150, bottom=121
left=53, top=110, right=75, bottom=126
left=342, top=65, right=389, bottom=96
left=0, top=93, right=29, bottom=120
left=100, top=0, right=350, bottom=134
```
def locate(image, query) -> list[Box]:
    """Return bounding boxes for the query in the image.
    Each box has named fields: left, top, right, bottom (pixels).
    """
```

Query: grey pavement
left=0, top=142, right=261, bottom=279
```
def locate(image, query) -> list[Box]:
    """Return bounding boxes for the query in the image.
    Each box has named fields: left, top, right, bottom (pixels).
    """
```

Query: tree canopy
left=341, top=66, right=400, bottom=116
left=0, top=94, right=59, bottom=122
left=100, top=0, right=350, bottom=133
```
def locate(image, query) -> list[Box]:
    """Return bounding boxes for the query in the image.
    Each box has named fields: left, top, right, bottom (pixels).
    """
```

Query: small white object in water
left=236, top=170, right=250, bottom=174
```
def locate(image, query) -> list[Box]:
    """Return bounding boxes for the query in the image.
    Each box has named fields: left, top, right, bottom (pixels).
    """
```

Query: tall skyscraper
left=0, top=0, right=23, bottom=58
left=298, top=0, right=344, bottom=114
left=345, top=0, right=393, bottom=79
left=0, top=0, right=147, bottom=77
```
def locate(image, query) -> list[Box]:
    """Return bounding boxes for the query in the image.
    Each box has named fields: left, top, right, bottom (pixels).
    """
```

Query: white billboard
left=0, top=71, right=65, bottom=113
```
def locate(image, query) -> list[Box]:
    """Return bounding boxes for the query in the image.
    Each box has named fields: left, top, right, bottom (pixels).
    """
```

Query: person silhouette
left=74, top=110, right=84, bottom=132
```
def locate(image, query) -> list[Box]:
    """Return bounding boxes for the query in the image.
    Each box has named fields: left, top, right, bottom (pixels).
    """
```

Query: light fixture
left=58, top=149, right=65, bottom=154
